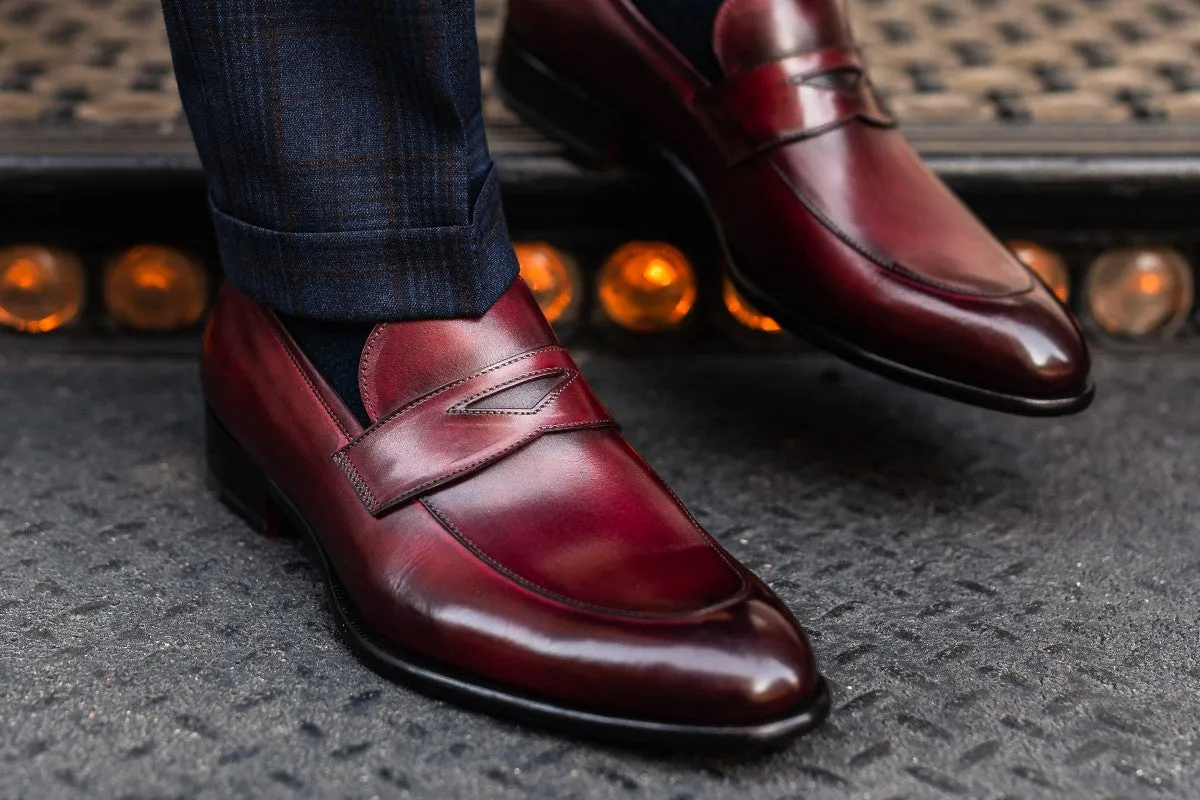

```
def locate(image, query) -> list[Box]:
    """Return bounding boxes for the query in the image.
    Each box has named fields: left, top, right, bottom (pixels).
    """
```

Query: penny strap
left=694, top=46, right=896, bottom=165
left=334, top=346, right=616, bottom=516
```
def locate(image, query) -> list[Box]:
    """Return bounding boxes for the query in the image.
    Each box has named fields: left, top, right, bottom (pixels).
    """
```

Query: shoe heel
left=494, top=29, right=623, bottom=168
left=205, top=407, right=289, bottom=538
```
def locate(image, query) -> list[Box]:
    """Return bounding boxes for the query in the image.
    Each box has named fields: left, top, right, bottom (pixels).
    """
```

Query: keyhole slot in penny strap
left=694, top=46, right=896, bottom=165
left=333, top=346, right=616, bottom=516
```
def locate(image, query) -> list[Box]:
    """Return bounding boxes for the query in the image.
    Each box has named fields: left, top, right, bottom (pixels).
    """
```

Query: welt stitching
left=420, top=497, right=744, bottom=620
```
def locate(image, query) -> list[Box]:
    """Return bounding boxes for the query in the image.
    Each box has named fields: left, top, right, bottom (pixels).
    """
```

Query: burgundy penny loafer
left=202, top=280, right=829, bottom=746
left=497, top=0, right=1094, bottom=416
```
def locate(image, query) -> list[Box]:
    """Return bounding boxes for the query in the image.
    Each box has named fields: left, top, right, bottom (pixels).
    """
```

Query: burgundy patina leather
left=499, top=0, right=1093, bottom=415
left=201, top=280, right=828, bottom=744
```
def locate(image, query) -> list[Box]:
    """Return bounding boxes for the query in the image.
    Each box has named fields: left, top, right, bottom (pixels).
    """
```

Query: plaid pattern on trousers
left=160, top=0, right=518, bottom=321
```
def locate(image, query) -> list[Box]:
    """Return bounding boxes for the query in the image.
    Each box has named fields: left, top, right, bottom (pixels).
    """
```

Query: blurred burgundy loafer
left=202, top=280, right=829, bottom=746
left=498, top=0, right=1093, bottom=416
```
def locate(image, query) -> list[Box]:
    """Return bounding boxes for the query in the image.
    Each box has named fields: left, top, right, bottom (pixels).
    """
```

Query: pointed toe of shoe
left=1000, top=290, right=1092, bottom=400
left=626, top=588, right=825, bottom=732
left=854, top=269, right=1095, bottom=414
left=946, top=283, right=1093, bottom=411
left=714, top=595, right=826, bottom=726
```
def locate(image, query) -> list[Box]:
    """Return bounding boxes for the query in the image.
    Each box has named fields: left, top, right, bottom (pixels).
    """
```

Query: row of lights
left=515, top=241, right=782, bottom=334
left=521, top=240, right=1199, bottom=340
left=1010, top=242, right=1195, bottom=337
left=0, top=239, right=759, bottom=337
left=0, top=240, right=1194, bottom=340
left=0, top=244, right=208, bottom=333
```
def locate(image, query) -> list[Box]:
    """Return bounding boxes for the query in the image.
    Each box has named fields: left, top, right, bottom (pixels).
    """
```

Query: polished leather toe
left=957, top=284, right=1091, bottom=400
left=202, top=279, right=827, bottom=742
left=847, top=263, right=1092, bottom=402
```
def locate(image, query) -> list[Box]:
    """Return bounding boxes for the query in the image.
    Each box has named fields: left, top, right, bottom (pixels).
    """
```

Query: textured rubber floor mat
left=0, top=354, right=1196, bottom=797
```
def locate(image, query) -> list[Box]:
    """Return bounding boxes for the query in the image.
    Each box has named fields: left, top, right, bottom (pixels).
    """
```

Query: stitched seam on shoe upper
left=333, top=346, right=619, bottom=513
left=451, top=369, right=574, bottom=416
left=764, top=156, right=1035, bottom=298
left=884, top=258, right=1036, bottom=298
left=763, top=155, right=890, bottom=265
left=719, top=116, right=855, bottom=163
left=340, top=418, right=615, bottom=514
left=649, top=466, right=752, bottom=585
left=332, top=450, right=378, bottom=513
left=261, top=308, right=353, bottom=442
left=420, top=497, right=750, bottom=620
left=339, top=347, right=567, bottom=454
left=358, top=324, right=388, bottom=422
left=691, top=73, right=897, bottom=165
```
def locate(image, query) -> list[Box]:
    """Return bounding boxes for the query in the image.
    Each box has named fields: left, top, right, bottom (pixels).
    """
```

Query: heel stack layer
left=204, top=406, right=278, bottom=535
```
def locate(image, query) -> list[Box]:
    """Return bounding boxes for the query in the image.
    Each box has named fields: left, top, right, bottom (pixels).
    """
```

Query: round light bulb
left=1086, top=247, right=1193, bottom=337
left=515, top=242, right=577, bottom=323
left=105, top=245, right=209, bottom=331
left=598, top=242, right=697, bottom=332
left=1009, top=241, right=1071, bottom=303
left=0, top=245, right=86, bottom=333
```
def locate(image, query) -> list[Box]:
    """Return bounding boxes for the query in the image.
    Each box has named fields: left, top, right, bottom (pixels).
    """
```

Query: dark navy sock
left=279, top=316, right=376, bottom=426
left=631, top=0, right=727, bottom=81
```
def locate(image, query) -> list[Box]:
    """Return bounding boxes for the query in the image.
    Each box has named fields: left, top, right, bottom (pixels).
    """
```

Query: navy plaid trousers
left=160, top=0, right=518, bottom=321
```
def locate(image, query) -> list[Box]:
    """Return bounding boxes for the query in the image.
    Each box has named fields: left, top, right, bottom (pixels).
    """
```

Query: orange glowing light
left=514, top=242, right=577, bottom=323
left=105, top=245, right=209, bottom=331
left=722, top=277, right=783, bottom=333
left=0, top=245, right=86, bottom=333
left=598, top=242, right=697, bottom=332
left=1087, top=247, right=1193, bottom=337
left=1008, top=240, right=1070, bottom=303
left=642, top=259, right=677, bottom=288
left=9, top=260, right=40, bottom=290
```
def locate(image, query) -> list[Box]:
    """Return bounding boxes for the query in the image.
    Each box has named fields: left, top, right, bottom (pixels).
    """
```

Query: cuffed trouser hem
left=208, top=166, right=520, bottom=322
